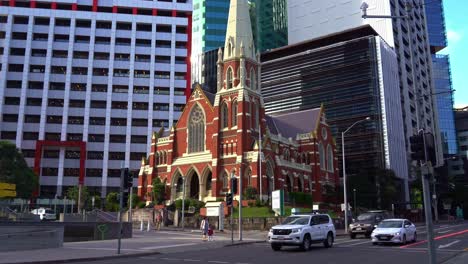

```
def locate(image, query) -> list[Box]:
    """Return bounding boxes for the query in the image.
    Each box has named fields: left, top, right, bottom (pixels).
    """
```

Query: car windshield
left=282, top=216, right=310, bottom=225
left=378, top=220, right=403, bottom=228
left=45, top=210, right=55, bottom=214
left=357, top=213, right=375, bottom=221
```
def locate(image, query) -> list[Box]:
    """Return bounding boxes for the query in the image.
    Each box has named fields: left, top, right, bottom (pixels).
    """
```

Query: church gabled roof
left=266, top=108, right=322, bottom=139
left=204, top=91, right=216, bottom=106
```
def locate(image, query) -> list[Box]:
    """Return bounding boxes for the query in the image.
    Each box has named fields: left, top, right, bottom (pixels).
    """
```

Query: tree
left=66, top=186, right=90, bottom=212
left=152, top=178, right=166, bottom=204
left=0, top=141, right=38, bottom=198
left=105, top=192, right=119, bottom=212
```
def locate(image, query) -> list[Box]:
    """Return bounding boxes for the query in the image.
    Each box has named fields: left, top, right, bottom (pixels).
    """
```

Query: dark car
left=348, top=210, right=391, bottom=239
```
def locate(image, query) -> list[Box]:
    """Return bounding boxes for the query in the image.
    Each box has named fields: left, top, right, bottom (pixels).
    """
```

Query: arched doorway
left=189, top=172, right=200, bottom=199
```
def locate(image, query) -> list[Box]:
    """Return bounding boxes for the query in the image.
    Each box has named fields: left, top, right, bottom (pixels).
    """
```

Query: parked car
left=371, top=219, right=417, bottom=245
left=348, top=210, right=391, bottom=238
left=31, top=208, right=56, bottom=221
left=267, top=213, right=336, bottom=251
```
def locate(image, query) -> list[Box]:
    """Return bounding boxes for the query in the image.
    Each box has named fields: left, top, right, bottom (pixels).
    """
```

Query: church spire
left=224, top=0, right=256, bottom=61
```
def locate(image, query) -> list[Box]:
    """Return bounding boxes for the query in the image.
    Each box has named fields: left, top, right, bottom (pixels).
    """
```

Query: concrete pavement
left=0, top=228, right=266, bottom=264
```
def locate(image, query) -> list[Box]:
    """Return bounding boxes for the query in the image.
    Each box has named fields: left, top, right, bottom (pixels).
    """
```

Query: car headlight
left=393, top=232, right=400, bottom=236
left=269, top=229, right=273, bottom=233
left=292, top=228, right=302, bottom=233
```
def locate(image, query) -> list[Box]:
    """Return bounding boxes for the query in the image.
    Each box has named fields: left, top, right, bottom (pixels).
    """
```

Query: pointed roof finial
left=240, top=41, right=245, bottom=57
left=223, top=0, right=256, bottom=61
left=141, top=156, right=146, bottom=166
left=217, top=47, right=223, bottom=63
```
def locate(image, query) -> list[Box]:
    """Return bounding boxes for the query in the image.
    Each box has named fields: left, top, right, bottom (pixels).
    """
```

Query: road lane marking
left=340, top=240, right=372, bottom=247
left=400, top=229, right=468, bottom=248
left=438, top=230, right=452, bottom=234
left=183, top=259, right=201, bottom=262
left=161, top=258, right=181, bottom=261
left=438, top=240, right=460, bottom=249
left=208, top=261, right=229, bottom=264
left=141, top=243, right=198, bottom=250
left=64, top=247, right=146, bottom=252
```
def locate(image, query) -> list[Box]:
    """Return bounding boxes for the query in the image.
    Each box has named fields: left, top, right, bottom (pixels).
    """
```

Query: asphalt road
left=74, top=222, right=468, bottom=264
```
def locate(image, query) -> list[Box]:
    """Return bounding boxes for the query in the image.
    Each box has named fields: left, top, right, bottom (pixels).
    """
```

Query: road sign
left=272, top=189, right=284, bottom=216
left=0, top=182, right=16, bottom=198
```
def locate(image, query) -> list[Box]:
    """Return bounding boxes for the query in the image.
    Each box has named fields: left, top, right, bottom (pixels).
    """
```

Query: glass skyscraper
left=425, top=0, right=457, bottom=156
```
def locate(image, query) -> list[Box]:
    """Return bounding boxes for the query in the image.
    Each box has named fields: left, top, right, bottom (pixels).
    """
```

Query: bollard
left=140, top=220, right=144, bottom=231
left=147, top=220, right=151, bottom=232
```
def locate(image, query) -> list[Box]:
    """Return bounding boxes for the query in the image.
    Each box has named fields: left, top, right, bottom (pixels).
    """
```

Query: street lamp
left=181, top=176, right=186, bottom=230
left=353, top=189, right=357, bottom=217
left=342, top=116, right=370, bottom=234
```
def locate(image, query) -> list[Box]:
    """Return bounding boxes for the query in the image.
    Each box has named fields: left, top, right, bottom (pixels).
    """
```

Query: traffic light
left=225, top=193, right=233, bottom=207
left=230, top=177, right=238, bottom=195
left=410, top=133, right=425, bottom=162
left=123, top=168, right=133, bottom=189
left=424, top=132, right=437, bottom=165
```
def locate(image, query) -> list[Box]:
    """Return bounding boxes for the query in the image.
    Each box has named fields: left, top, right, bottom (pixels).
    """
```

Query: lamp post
left=342, top=117, right=370, bottom=234
left=181, top=176, right=186, bottom=230
left=353, top=188, right=357, bottom=216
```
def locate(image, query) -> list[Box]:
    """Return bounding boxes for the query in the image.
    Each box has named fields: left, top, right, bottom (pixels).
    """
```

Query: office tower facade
left=449, top=107, right=468, bottom=184
left=287, top=0, right=443, bottom=184
left=249, top=0, right=288, bottom=53
left=425, top=0, right=457, bottom=156
left=191, top=0, right=230, bottom=85
left=261, top=26, right=409, bottom=203
left=0, top=0, right=192, bottom=197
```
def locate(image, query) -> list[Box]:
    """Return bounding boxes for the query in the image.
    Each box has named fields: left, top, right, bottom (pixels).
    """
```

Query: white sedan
left=371, top=219, right=417, bottom=245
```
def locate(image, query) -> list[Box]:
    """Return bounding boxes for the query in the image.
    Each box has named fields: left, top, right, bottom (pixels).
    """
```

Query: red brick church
left=137, top=0, right=339, bottom=205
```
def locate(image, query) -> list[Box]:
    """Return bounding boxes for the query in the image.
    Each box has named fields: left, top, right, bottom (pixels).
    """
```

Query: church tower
left=213, top=0, right=265, bottom=197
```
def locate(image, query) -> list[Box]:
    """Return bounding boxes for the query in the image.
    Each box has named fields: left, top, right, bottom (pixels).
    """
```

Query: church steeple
left=224, top=0, right=256, bottom=61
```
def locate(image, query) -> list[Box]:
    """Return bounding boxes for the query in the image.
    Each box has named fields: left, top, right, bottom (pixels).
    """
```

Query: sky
left=441, top=0, right=468, bottom=108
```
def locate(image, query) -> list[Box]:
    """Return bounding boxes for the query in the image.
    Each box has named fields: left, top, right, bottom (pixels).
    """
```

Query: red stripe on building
left=172, top=10, right=177, bottom=17
left=92, top=0, right=98, bottom=12
left=72, top=4, right=77, bottom=11
left=30, top=0, right=36, bottom=8
left=34, top=140, right=87, bottom=196
left=9, top=0, right=15, bottom=7
left=133, top=7, right=138, bottom=15
left=185, top=13, right=192, bottom=100
left=152, top=8, right=158, bottom=16
left=51, top=2, right=57, bottom=9
left=112, top=6, right=117, bottom=13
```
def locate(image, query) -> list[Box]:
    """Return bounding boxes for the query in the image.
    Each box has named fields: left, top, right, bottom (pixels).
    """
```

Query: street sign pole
left=238, top=165, right=242, bottom=241
left=181, top=176, right=185, bottom=230
left=230, top=200, right=233, bottom=244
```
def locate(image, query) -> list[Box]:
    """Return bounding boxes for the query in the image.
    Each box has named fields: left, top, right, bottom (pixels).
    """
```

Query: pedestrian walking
left=200, top=217, right=209, bottom=241
left=208, top=225, right=214, bottom=241
left=155, top=212, right=162, bottom=230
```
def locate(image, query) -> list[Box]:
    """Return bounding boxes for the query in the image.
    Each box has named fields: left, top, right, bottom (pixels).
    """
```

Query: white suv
left=31, top=208, right=56, bottom=221
left=268, top=214, right=336, bottom=251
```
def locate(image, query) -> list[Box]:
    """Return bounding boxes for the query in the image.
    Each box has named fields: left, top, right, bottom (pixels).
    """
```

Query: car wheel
left=324, top=232, right=334, bottom=248
left=350, top=233, right=356, bottom=239
left=402, top=234, right=407, bottom=245
left=412, top=232, right=417, bottom=243
left=271, top=244, right=282, bottom=251
left=300, top=235, right=311, bottom=251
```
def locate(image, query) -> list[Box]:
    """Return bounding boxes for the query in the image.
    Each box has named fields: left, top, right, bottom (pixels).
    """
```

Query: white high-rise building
left=287, top=0, right=442, bottom=192
left=0, top=0, right=192, bottom=198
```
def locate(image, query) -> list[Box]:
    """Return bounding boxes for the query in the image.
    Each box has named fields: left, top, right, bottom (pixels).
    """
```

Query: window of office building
left=89, top=117, right=106, bottom=125
left=87, top=151, right=104, bottom=160
left=68, top=116, right=84, bottom=125
left=110, top=118, right=126, bottom=126
left=23, top=132, right=39, bottom=140
left=109, top=152, right=125, bottom=160
left=27, top=97, right=42, bottom=106
left=3, top=114, right=18, bottom=122
left=45, top=133, right=61, bottom=141
left=110, top=135, right=126, bottom=143
left=88, top=134, right=105, bottom=142
left=47, top=115, right=62, bottom=124
left=64, top=168, right=80, bottom=177
left=65, top=150, right=81, bottom=159
left=43, top=150, right=59, bottom=159
left=24, top=115, right=40, bottom=123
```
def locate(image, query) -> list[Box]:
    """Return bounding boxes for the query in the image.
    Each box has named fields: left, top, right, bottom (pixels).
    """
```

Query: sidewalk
left=0, top=229, right=265, bottom=264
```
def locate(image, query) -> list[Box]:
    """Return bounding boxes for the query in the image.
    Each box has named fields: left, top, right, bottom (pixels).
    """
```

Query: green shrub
left=255, top=199, right=264, bottom=207
left=137, top=201, right=146, bottom=208
left=245, top=187, right=257, bottom=200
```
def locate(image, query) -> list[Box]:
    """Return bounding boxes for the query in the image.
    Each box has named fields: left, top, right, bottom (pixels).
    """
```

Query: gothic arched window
left=319, top=143, right=326, bottom=170
left=221, top=102, right=229, bottom=129
left=226, top=67, right=233, bottom=89
left=327, top=145, right=334, bottom=172
left=188, top=105, right=205, bottom=153
left=232, top=99, right=238, bottom=127
left=250, top=68, right=256, bottom=90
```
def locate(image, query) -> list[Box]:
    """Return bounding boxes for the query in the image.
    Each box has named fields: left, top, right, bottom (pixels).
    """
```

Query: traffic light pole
left=117, top=168, right=124, bottom=255
left=230, top=201, right=233, bottom=244
left=421, top=131, right=436, bottom=264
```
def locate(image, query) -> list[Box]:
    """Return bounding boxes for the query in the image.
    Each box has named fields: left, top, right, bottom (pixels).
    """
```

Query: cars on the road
left=31, top=208, right=56, bottom=221
left=371, top=219, right=417, bottom=245
left=348, top=210, right=391, bottom=239
left=268, top=213, right=336, bottom=251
